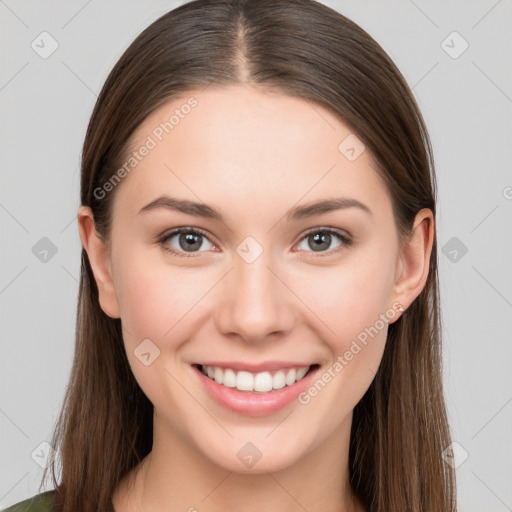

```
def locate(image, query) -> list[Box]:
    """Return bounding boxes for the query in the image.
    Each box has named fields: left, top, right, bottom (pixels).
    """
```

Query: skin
left=78, top=84, right=434, bottom=512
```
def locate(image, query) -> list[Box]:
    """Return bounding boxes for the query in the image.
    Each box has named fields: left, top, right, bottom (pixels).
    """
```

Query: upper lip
left=194, top=361, right=317, bottom=373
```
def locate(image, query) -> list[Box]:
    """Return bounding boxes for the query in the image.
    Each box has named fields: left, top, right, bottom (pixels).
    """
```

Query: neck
left=113, top=410, right=364, bottom=512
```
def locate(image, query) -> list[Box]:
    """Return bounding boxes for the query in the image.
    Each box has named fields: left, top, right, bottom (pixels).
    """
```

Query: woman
left=5, top=0, right=457, bottom=510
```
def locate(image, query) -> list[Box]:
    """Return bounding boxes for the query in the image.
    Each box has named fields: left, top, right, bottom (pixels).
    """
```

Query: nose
left=214, top=249, right=296, bottom=344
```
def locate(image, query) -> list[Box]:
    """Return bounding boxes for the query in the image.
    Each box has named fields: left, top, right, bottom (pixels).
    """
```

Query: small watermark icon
left=134, top=338, right=161, bottom=366
left=236, top=442, right=263, bottom=468
left=442, top=441, right=469, bottom=469
left=442, top=236, right=468, bottom=263
left=32, top=237, right=58, bottom=263
left=236, top=236, right=264, bottom=264
left=338, top=134, right=365, bottom=162
left=31, top=31, right=59, bottom=59
left=31, top=441, right=55, bottom=469
left=441, top=31, right=469, bottom=59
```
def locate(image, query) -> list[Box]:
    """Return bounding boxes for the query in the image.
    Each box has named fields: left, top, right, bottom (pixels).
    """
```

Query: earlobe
left=77, top=206, right=121, bottom=319
left=390, top=208, right=434, bottom=317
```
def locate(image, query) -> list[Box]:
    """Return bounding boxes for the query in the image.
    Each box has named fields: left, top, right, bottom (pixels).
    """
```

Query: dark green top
left=2, top=490, right=115, bottom=512
left=2, top=491, right=57, bottom=512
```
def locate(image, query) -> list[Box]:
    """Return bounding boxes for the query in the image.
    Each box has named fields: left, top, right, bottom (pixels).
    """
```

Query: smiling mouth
left=193, top=363, right=320, bottom=394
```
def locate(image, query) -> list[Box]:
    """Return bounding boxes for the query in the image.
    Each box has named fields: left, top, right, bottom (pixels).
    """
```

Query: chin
left=198, top=435, right=311, bottom=475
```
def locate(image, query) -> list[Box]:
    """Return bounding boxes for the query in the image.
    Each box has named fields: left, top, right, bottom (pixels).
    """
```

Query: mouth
left=192, top=363, right=320, bottom=394
left=190, top=361, right=322, bottom=416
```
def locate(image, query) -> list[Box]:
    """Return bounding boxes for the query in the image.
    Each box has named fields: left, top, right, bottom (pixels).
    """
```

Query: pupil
left=180, top=232, right=201, bottom=251
left=310, top=232, right=330, bottom=252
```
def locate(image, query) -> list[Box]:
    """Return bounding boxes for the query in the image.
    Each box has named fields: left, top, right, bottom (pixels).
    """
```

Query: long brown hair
left=41, top=1, right=457, bottom=510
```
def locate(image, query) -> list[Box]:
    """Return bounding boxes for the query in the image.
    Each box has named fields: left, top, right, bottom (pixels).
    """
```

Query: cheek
left=296, top=249, right=397, bottom=345
left=113, top=252, right=212, bottom=416
left=295, top=263, right=394, bottom=419
left=292, top=247, right=398, bottom=410
left=113, top=249, right=209, bottom=354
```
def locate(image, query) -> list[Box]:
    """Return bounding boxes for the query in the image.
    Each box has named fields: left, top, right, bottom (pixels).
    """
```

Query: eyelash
left=157, top=227, right=353, bottom=258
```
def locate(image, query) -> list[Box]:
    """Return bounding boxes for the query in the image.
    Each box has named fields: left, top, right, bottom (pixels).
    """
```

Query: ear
left=389, top=208, right=434, bottom=321
left=77, top=205, right=121, bottom=319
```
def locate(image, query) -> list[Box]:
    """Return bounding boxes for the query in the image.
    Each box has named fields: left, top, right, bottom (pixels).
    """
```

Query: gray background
left=1, top=1, right=511, bottom=510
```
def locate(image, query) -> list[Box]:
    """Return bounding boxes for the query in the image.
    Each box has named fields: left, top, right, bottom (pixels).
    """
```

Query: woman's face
left=83, top=85, right=424, bottom=473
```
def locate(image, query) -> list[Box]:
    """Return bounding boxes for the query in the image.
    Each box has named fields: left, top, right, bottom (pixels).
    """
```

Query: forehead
left=112, top=85, right=389, bottom=219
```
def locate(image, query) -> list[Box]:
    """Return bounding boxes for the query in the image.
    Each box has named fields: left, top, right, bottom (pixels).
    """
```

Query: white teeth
left=254, top=372, right=273, bottom=392
left=285, top=368, right=296, bottom=386
left=296, top=366, right=309, bottom=380
left=222, top=368, right=237, bottom=387
left=236, top=371, right=254, bottom=391
left=272, top=370, right=286, bottom=390
left=199, top=364, right=311, bottom=393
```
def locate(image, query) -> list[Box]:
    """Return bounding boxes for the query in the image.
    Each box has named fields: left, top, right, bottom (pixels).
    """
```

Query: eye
left=158, top=228, right=216, bottom=257
left=158, top=227, right=352, bottom=258
left=295, top=228, right=352, bottom=255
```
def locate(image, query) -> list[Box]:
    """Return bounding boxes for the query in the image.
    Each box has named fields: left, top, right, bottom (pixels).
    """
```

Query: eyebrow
left=138, top=195, right=373, bottom=221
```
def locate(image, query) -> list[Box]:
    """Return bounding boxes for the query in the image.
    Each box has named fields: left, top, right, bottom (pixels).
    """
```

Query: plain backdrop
left=1, top=1, right=511, bottom=510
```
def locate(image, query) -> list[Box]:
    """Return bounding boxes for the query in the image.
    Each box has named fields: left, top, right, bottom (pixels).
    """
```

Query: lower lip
left=191, top=364, right=320, bottom=417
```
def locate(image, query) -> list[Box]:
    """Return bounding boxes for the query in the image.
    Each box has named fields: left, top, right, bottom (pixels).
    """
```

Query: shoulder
left=2, top=490, right=57, bottom=512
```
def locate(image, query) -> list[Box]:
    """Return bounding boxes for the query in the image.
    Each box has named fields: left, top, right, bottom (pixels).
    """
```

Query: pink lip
left=190, top=364, right=320, bottom=417
left=195, top=361, right=314, bottom=372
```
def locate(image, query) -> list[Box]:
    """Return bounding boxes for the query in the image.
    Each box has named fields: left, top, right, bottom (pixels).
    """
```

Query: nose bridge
left=215, top=240, right=294, bottom=342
